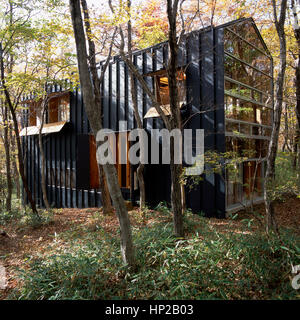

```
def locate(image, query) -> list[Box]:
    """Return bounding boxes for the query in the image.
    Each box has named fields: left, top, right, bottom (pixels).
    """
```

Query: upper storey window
left=144, top=69, right=186, bottom=119
left=155, top=70, right=186, bottom=105
left=47, top=93, right=70, bottom=123
left=155, top=70, right=186, bottom=106
left=20, top=92, right=70, bottom=137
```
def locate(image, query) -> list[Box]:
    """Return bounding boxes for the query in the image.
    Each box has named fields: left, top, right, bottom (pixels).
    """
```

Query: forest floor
left=1, top=196, right=300, bottom=300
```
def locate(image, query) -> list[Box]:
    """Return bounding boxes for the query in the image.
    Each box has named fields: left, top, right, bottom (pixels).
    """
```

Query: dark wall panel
left=214, top=28, right=226, bottom=218
left=127, top=64, right=134, bottom=130
left=103, top=68, right=110, bottom=129
left=136, top=54, right=144, bottom=125
left=76, top=134, right=90, bottom=189
left=155, top=46, right=164, bottom=71
left=144, top=51, right=153, bottom=130
left=56, top=134, right=61, bottom=208
left=111, top=63, right=117, bottom=131
left=184, top=31, right=202, bottom=214
left=200, top=29, right=216, bottom=217
left=119, top=61, right=126, bottom=123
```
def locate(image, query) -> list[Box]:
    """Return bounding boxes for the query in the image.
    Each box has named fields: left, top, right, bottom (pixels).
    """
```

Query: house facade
left=20, top=18, right=273, bottom=218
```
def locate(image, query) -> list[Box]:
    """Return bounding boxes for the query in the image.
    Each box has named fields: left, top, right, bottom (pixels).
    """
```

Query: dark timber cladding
left=21, top=18, right=270, bottom=218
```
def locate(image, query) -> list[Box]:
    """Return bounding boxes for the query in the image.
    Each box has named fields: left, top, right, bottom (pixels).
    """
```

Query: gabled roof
left=99, top=17, right=271, bottom=67
left=218, top=17, right=271, bottom=58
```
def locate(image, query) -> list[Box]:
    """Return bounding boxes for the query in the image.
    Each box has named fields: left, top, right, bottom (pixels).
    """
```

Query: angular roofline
left=99, top=17, right=272, bottom=66
left=217, top=17, right=272, bottom=57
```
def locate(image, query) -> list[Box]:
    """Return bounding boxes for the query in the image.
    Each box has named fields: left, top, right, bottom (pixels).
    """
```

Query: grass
left=1, top=153, right=300, bottom=300
left=273, top=152, right=300, bottom=200
left=0, top=197, right=54, bottom=230
left=7, top=206, right=300, bottom=300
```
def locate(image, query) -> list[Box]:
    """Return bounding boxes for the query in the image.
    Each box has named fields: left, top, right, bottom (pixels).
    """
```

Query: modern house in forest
left=20, top=17, right=273, bottom=218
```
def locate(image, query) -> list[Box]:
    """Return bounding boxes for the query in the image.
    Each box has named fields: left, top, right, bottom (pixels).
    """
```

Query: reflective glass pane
left=224, top=54, right=272, bottom=94
left=224, top=29, right=271, bottom=75
left=226, top=20, right=267, bottom=53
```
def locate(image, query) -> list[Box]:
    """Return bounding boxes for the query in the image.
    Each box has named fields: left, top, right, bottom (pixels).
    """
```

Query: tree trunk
left=9, top=128, right=20, bottom=199
left=291, top=0, right=300, bottom=171
left=264, top=0, right=287, bottom=234
left=38, top=100, right=50, bottom=210
left=167, top=0, right=184, bottom=237
left=282, top=101, right=291, bottom=152
left=69, top=0, right=135, bottom=266
left=170, top=161, right=184, bottom=236
left=292, top=137, right=298, bottom=168
left=98, top=164, right=113, bottom=215
left=0, top=43, right=38, bottom=214
left=294, top=31, right=300, bottom=171
left=127, top=0, right=146, bottom=209
left=3, top=105, right=12, bottom=212
left=115, top=0, right=184, bottom=235
left=80, top=0, right=113, bottom=215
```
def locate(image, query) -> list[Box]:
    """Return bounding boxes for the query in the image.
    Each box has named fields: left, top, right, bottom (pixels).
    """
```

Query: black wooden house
left=20, top=18, right=273, bottom=218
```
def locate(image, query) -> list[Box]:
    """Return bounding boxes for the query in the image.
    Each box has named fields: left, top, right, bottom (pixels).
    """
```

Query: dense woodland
left=0, top=0, right=300, bottom=300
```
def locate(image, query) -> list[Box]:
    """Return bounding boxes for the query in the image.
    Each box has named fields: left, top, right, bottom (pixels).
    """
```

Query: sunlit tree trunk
left=291, top=0, right=300, bottom=171
left=3, top=105, right=12, bottom=211
left=127, top=0, right=146, bottom=209
left=0, top=43, right=38, bottom=215
left=264, top=0, right=287, bottom=234
left=9, top=128, right=20, bottom=199
left=69, top=0, right=135, bottom=266
left=167, top=0, right=184, bottom=237
left=80, top=0, right=113, bottom=215
left=38, top=99, right=50, bottom=210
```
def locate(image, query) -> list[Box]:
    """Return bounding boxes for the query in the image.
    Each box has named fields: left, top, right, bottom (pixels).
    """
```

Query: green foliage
left=18, top=209, right=54, bottom=229
left=0, top=200, right=54, bottom=229
left=267, top=152, right=300, bottom=201
left=154, top=202, right=172, bottom=219
left=0, top=206, right=22, bottom=225
left=10, top=210, right=300, bottom=300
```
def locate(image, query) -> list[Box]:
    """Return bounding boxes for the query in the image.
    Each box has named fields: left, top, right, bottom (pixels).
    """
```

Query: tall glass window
left=224, top=20, right=273, bottom=207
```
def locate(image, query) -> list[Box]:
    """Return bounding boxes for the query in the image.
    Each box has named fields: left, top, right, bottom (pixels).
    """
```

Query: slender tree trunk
left=119, top=48, right=184, bottom=234
left=3, top=105, right=12, bottom=211
left=282, top=101, right=291, bottom=152
left=0, top=43, right=38, bottom=214
left=292, top=0, right=300, bottom=171
left=291, top=0, right=300, bottom=175
left=167, top=0, right=184, bottom=237
left=98, top=164, right=113, bottom=215
left=38, top=100, right=50, bottom=210
left=127, top=0, right=146, bottom=209
left=9, top=128, right=20, bottom=199
left=115, top=0, right=184, bottom=236
left=69, top=0, right=135, bottom=266
left=264, top=0, right=287, bottom=234
left=3, top=0, right=13, bottom=211
left=295, top=40, right=300, bottom=170
left=292, top=137, right=298, bottom=168
left=80, top=0, right=113, bottom=215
